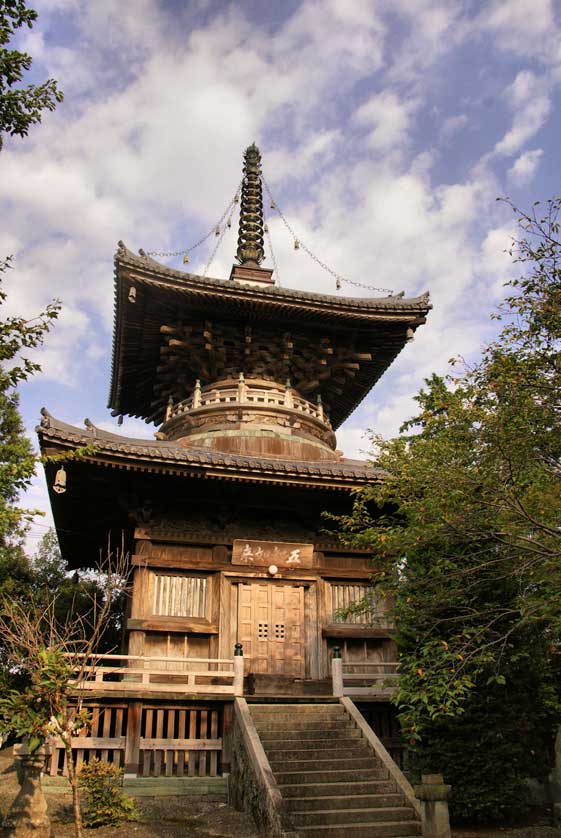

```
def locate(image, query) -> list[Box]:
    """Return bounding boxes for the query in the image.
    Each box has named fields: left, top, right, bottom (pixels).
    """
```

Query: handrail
left=340, top=696, right=421, bottom=819
left=67, top=649, right=244, bottom=696
left=167, top=382, right=331, bottom=427
left=233, top=698, right=296, bottom=837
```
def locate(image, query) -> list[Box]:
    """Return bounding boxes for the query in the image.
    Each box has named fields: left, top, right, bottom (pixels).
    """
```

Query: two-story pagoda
left=38, top=145, right=430, bottom=782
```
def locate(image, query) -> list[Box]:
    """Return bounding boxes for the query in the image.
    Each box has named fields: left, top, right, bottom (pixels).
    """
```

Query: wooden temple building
left=38, top=145, right=431, bottom=836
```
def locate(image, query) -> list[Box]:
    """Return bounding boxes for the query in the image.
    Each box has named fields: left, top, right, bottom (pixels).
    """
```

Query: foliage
left=0, top=544, right=130, bottom=838
left=0, top=0, right=63, bottom=149
left=78, top=759, right=138, bottom=828
left=335, top=198, right=561, bottom=820
left=0, top=258, right=60, bottom=616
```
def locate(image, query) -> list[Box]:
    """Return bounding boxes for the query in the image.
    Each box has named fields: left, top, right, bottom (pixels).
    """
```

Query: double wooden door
left=237, top=582, right=305, bottom=677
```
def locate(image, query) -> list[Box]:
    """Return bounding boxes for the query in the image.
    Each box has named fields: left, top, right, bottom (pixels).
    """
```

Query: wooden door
left=237, top=582, right=305, bottom=677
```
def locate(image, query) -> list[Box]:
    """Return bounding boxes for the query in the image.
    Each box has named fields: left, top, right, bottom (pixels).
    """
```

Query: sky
left=1, top=0, right=561, bottom=553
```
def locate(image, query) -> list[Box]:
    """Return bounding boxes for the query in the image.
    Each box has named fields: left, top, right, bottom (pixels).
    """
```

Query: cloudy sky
left=2, top=0, right=560, bottom=551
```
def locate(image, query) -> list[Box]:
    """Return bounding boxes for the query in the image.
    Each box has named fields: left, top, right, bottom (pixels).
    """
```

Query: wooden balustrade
left=168, top=383, right=331, bottom=427
left=331, top=653, right=399, bottom=697
left=68, top=652, right=244, bottom=696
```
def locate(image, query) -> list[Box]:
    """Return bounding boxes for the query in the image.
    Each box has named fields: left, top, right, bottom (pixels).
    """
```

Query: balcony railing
left=331, top=654, right=399, bottom=697
left=166, top=378, right=331, bottom=428
left=68, top=652, right=244, bottom=696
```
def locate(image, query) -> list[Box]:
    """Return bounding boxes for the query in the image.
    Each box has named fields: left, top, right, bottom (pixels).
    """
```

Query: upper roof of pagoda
left=109, top=243, right=431, bottom=429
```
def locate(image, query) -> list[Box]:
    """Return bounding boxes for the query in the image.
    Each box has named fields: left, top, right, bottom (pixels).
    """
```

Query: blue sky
left=2, top=0, right=560, bottom=551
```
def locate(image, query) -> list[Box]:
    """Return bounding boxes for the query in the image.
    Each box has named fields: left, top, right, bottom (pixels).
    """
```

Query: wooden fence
left=47, top=702, right=230, bottom=778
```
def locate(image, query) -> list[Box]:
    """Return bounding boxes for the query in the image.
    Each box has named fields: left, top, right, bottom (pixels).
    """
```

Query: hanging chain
left=262, top=174, right=394, bottom=296
left=264, top=214, right=281, bottom=287
left=146, top=182, right=242, bottom=260
left=202, top=207, right=235, bottom=277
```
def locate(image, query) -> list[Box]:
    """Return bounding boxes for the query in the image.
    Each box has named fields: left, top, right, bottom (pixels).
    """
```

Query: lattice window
left=329, top=583, right=377, bottom=625
left=153, top=574, right=207, bottom=618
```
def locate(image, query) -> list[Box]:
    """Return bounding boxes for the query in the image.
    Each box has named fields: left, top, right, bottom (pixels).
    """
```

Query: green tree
left=336, top=198, right=561, bottom=821
left=0, top=258, right=60, bottom=601
left=0, top=0, right=63, bottom=149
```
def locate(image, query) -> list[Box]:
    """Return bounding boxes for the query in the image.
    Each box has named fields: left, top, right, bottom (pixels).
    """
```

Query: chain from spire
left=236, top=143, right=265, bottom=266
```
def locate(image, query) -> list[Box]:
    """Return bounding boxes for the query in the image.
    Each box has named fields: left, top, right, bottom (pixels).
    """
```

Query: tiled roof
left=38, top=410, right=383, bottom=489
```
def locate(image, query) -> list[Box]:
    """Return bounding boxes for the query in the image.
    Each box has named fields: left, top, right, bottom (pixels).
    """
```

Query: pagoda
left=38, top=145, right=431, bottom=785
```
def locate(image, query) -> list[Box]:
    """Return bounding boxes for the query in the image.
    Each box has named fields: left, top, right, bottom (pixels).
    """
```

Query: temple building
left=38, top=145, right=431, bottom=835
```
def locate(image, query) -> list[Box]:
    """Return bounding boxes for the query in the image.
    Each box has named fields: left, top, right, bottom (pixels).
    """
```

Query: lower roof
left=37, top=409, right=383, bottom=490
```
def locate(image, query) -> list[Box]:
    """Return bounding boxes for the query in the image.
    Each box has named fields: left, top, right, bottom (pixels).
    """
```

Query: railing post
left=233, top=643, right=244, bottom=696
left=124, top=700, right=142, bottom=777
left=332, top=646, right=343, bottom=697
left=414, top=773, right=452, bottom=838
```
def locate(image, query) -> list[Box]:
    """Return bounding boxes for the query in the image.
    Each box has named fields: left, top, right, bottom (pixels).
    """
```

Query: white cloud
left=354, top=91, right=419, bottom=151
left=494, top=71, right=552, bottom=156
left=507, top=148, right=544, bottom=186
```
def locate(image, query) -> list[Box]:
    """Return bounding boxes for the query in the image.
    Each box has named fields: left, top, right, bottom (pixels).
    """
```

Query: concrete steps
left=250, top=702, right=421, bottom=837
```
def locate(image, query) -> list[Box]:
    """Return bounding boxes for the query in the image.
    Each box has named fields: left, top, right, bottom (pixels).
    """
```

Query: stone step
left=276, top=767, right=388, bottom=785
left=296, top=821, right=421, bottom=837
left=270, top=756, right=376, bottom=772
left=291, top=806, right=415, bottom=827
left=284, top=793, right=406, bottom=812
left=264, top=745, right=372, bottom=761
left=253, top=719, right=352, bottom=732
left=249, top=701, right=345, bottom=713
left=261, top=730, right=360, bottom=758
left=281, top=780, right=397, bottom=798
left=251, top=710, right=349, bottom=724
left=260, top=726, right=359, bottom=741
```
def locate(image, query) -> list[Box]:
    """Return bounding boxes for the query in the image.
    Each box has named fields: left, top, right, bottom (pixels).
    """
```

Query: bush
left=78, top=758, right=138, bottom=828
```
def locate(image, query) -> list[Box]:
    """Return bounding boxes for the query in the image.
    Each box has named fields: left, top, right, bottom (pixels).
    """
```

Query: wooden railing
left=331, top=652, right=399, bottom=697
left=68, top=652, right=244, bottom=696
left=47, top=702, right=229, bottom=778
left=168, top=380, right=331, bottom=427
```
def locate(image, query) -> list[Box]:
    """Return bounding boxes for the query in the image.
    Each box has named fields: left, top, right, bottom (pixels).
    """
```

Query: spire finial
left=236, top=144, right=265, bottom=266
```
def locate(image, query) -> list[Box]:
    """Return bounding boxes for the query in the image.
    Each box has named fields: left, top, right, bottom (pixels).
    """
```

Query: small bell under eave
left=264, top=223, right=269, bottom=234
left=183, top=254, right=190, bottom=264
left=406, top=326, right=415, bottom=342
left=128, top=287, right=137, bottom=303
left=294, top=239, right=300, bottom=250
left=336, top=277, right=342, bottom=290
left=215, top=226, right=221, bottom=237
left=270, top=201, right=276, bottom=210
left=53, top=466, right=67, bottom=494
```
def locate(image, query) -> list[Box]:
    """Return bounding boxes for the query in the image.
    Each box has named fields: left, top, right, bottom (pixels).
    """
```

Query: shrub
left=78, top=758, right=138, bottom=828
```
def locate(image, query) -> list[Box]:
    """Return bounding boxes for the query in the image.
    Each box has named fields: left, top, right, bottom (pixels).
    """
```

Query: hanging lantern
left=53, top=466, right=67, bottom=494
left=128, top=287, right=137, bottom=303
left=183, top=254, right=190, bottom=264
left=336, top=277, right=341, bottom=290
left=117, top=415, right=123, bottom=426
left=215, top=226, right=220, bottom=236
left=294, top=239, right=300, bottom=250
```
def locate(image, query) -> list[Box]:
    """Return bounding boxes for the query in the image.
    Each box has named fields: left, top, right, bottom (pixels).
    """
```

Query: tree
left=336, top=198, right=561, bottom=821
left=0, top=0, right=63, bottom=150
left=0, top=258, right=60, bottom=603
left=0, top=545, right=130, bottom=838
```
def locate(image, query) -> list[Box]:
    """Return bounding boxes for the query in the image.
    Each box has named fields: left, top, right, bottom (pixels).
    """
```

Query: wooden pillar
left=124, top=701, right=142, bottom=777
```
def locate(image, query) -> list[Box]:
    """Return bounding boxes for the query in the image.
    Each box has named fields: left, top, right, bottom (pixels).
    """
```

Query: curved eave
left=37, top=413, right=384, bottom=492
left=109, top=244, right=431, bottom=428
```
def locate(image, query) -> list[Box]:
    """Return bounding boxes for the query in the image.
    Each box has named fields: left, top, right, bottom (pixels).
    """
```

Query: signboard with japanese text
left=232, top=539, right=314, bottom=568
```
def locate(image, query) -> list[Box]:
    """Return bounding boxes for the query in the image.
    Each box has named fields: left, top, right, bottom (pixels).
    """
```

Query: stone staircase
left=249, top=702, right=421, bottom=837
